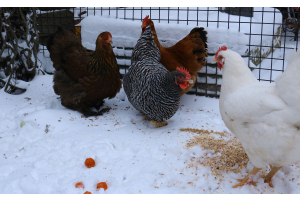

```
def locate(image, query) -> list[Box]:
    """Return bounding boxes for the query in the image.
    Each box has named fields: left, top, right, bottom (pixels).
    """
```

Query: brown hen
left=141, top=16, right=208, bottom=96
left=47, top=26, right=122, bottom=117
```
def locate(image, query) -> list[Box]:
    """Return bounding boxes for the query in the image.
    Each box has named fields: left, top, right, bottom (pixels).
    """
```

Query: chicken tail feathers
left=46, top=33, right=55, bottom=52
left=131, top=25, right=161, bottom=64
left=190, top=27, right=208, bottom=49
left=47, top=26, right=83, bottom=71
left=46, top=26, right=64, bottom=52
left=189, top=27, right=208, bottom=66
left=275, top=50, right=300, bottom=110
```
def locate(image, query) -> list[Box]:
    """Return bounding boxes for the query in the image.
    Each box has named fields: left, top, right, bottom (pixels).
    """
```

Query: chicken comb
left=215, top=46, right=227, bottom=57
left=176, top=66, right=191, bottom=79
left=143, top=15, right=150, bottom=25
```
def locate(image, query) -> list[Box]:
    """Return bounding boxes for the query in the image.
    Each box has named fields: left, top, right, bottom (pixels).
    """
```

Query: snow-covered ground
left=1, top=7, right=300, bottom=194
left=2, top=74, right=300, bottom=194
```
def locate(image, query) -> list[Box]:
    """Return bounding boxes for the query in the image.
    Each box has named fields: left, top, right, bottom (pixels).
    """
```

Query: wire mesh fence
left=37, top=7, right=300, bottom=98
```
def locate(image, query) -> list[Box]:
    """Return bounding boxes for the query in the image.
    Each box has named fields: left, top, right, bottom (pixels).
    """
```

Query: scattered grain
left=181, top=128, right=249, bottom=179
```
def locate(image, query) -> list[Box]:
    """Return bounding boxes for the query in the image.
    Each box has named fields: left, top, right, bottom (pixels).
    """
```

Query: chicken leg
left=97, top=107, right=111, bottom=116
left=263, top=166, right=282, bottom=187
left=232, top=167, right=261, bottom=188
left=150, top=120, right=168, bottom=127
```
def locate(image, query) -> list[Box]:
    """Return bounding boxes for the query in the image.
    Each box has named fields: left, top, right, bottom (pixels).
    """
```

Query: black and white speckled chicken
left=123, top=25, right=192, bottom=127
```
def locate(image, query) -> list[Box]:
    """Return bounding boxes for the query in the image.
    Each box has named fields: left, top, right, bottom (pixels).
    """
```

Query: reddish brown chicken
left=47, top=26, right=122, bottom=117
left=141, top=15, right=208, bottom=96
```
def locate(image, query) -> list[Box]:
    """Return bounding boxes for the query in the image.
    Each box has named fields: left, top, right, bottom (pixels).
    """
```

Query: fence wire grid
left=37, top=7, right=300, bottom=98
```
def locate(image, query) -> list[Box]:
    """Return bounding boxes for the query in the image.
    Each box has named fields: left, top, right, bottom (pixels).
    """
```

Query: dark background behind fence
left=37, top=7, right=300, bottom=98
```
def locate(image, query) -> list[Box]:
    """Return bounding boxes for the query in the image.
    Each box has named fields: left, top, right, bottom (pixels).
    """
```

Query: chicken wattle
left=141, top=15, right=207, bottom=96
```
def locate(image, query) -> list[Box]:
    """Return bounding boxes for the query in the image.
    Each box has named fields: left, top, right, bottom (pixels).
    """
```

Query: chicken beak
left=184, top=79, right=193, bottom=84
left=141, top=24, right=145, bottom=28
left=213, top=57, right=223, bottom=70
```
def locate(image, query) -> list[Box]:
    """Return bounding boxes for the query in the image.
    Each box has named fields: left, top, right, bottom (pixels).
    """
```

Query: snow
left=76, top=7, right=296, bottom=90
left=1, top=29, right=6, bottom=39
left=2, top=72, right=300, bottom=194
left=1, top=7, right=300, bottom=195
left=77, top=7, right=281, bottom=55
left=4, top=12, right=10, bottom=18
left=39, top=47, right=55, bottom=74
left=79, top=9, right=249, bottom=55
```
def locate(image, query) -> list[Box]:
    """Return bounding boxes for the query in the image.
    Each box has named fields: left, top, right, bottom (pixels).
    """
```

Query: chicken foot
left=94, top=100, right=105, bottom=111
left=97, top=107, right=111, bottom=116
left=81, top=106, right=110, bottom=117
left=150, top=120, right=168, bottom=127
left=232, top=167, right=261, bottom=188
left=263, top=166, right=282, bottom=187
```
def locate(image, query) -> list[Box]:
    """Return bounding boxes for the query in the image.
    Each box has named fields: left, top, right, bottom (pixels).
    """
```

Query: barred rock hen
left=141, top=15, right=208, bottom=96
left=214, top=46, right=300, bottom=188
left=123, top=25, right=192, bottom=127
left=47, top=26, right=122, bottom=117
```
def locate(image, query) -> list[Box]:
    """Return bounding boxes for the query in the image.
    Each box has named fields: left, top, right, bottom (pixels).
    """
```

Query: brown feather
left=48, top=26, right=122, bottom=116
left=142, top=18, right=208, bottom=96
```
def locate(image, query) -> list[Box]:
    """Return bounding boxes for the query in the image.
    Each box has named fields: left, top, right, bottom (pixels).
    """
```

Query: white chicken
left=213, top=46, right=300, bottom=188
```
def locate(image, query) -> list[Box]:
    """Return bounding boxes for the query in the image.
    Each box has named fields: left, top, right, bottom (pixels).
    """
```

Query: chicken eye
left=178, top=75, right=184, bottom=80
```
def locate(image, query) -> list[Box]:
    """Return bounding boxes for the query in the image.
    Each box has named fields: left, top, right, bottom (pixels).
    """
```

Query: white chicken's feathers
left=218, top=48, right=300, bottom=168
left=275, top=50, right=300, bottom=110
left=223, top=83, right=286, bottom=124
